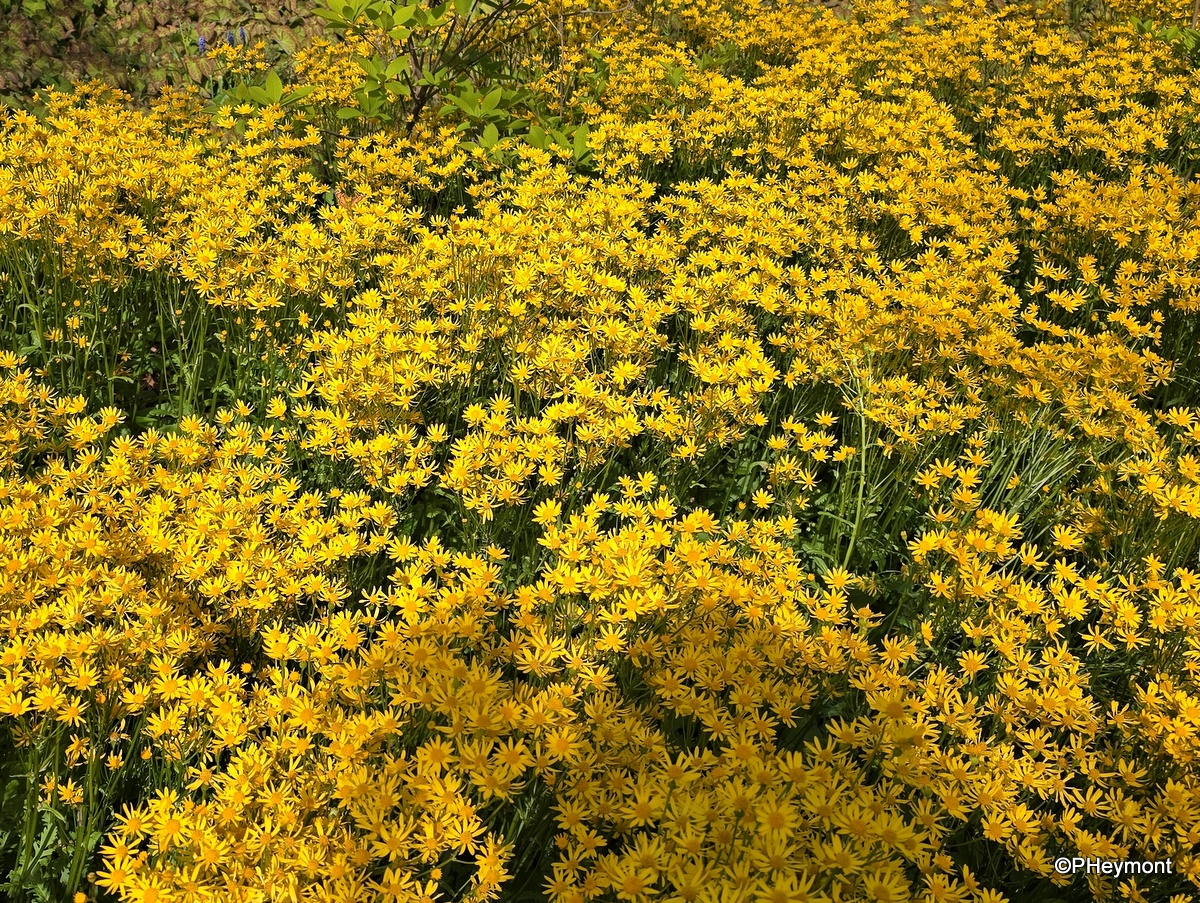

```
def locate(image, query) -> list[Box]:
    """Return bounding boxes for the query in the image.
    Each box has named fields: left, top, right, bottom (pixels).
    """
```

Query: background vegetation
left=2, top=0, right=1200, bottom=902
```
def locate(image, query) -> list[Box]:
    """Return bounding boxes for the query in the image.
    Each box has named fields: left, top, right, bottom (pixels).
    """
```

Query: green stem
left=842, top=388, right=870, bottom=572
left=66, top=749, right=104, bottom=896
left=12, top=730, right=47, bottom=903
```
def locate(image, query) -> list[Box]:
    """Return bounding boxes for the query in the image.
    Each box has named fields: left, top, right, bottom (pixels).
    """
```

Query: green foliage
left=524, top=121, right=593, bottom=164
left=1131, top=15, right=1200, bottom=63
left=0, top=0, right=121, bottom=104
left=221, top=69, right=316, bottom=109
left=0, top=729, right=117, bottom=903
left=0, top=0, right=327, bottom=106
left=314, top=0, right=534, bottom=134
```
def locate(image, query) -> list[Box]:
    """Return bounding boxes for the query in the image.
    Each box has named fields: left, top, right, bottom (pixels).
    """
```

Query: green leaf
left=336, top=107, right=363, bottom=119
left=283, top=85, right=316, bottom=104
left=313, top=8, right=350, bottom=26
left=360, top=93, right=386, bottom=115
left=275, top=30, right=298, bottom=54
left=480, top=86, right=502, bottom=113
left=573, top=124, right=590, bottom=159
left=451, top=91, right=478, bottom=114
left=264, top=70, right=283, bottom=103
left=481, top=122, right=500, bottom=146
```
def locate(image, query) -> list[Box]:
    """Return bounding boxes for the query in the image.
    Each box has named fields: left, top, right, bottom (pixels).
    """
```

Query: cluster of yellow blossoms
left=3, top=0, right=1200, bottom=902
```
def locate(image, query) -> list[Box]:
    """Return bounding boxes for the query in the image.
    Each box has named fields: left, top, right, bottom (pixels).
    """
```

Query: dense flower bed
left=3, top=1, right=1200, bottom=901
